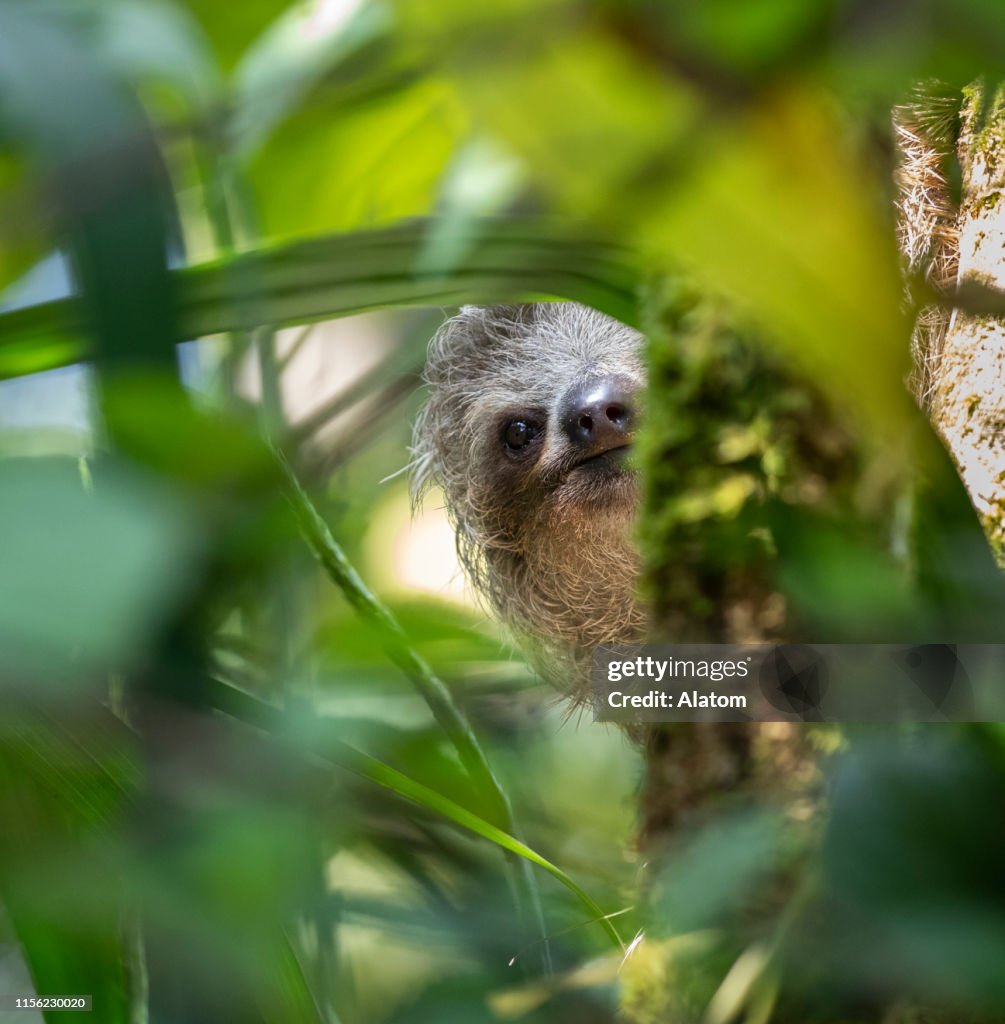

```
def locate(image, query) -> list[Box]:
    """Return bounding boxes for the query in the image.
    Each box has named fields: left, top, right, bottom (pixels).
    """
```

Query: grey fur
left=411, top=302, right=647, bottom=699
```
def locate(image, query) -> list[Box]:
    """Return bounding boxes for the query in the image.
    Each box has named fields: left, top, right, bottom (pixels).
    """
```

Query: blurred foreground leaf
left=823, top=730, right=1005, bottom=1009
left=206, top=676, right=625, bottom=951
left=0, top=3, right=179, bottom=371
left=0, top=701, right=141, bottom=1024
left=252, top=75, right=463, bottom=236
left=0, top=457, right=200, bottom=682
left=653, top=809, right=788, bottom=937
left=645, top=91, right=913, bottom=446
left=231, top=0, right=393, bottom=158
left=0, top=219, right=640, bottom=379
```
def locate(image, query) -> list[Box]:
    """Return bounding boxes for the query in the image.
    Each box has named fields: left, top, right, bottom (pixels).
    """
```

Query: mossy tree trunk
left=629, top=81, right=1005, bottom=1016
left=635, top=77, right=1005, bottom=866
left=627, top=282, right=906, bottom=1022
left=635, top=281, right=877, bottom=850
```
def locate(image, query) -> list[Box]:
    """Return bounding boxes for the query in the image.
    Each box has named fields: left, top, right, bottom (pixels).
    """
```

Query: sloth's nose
left=559, top=377, right=638, bottom=458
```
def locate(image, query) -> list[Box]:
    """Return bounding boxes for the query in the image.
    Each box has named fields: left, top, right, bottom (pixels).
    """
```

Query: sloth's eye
left=504, top=419, right=538, bottom=451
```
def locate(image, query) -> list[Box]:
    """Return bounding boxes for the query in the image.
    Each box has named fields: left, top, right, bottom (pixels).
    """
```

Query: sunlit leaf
left=423, top=21, right=694, bottom=215
left=175, top=0, right=293, bottom=71
left=644, top=91, right=913, bottom=445
left=232, top=0, right=393, bottom=158
left=251, top=75, right=465, bottom=235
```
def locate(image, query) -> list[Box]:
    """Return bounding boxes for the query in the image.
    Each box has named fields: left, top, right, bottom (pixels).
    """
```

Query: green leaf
left=420, top=21, right=692, bottom=216
left=265, top=933, right=326, bottom=1024
left=251, top=74, right=465, bottom=236
left=174, top=0, right=293, bottom=71
left=653, top=810, right=786, bottom=936
left=0, top=219, right=641, bottom=378
left=232, top=0, right=394, bottom=159
left=44, top=0, right=224, bottom=110
left=0, top=332, right=85, bottom=380
left=0, top=153, right=49, bottom=294
left=824, top=731, right=1005, bottom=1004
left=644, top=92, right=914, bottom=447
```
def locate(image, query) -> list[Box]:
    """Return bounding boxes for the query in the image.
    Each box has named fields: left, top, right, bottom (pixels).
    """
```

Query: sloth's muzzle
left=559, top=376, right=638, bottom=466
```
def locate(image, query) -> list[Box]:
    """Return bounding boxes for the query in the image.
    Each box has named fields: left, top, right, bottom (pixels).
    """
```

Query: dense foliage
left=2, top=2, right=1005, bottom=1022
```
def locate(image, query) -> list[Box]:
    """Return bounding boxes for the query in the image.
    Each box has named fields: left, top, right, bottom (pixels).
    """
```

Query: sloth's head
left=412, top=302, right=647, bottom=695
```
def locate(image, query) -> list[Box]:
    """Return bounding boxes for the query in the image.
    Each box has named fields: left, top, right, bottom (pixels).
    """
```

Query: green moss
left=973, top=189, right=1002, bottom=213
left=967, top=80, right=1005, bottom=180
left=637, top=276, right=869, bottom=642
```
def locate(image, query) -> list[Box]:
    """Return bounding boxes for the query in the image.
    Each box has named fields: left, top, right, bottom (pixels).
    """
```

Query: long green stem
left=278, top=448, right=511, bottom=823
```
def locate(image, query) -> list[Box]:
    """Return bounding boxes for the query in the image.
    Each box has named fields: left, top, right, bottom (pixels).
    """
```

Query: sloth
left=411, top=302, right=648, bottom=698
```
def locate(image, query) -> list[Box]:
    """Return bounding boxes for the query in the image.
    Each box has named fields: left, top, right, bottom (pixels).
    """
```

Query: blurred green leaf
left=0, top=701, right=141, bottom=1024
left=0, top=457, right=200, bottom=681
left=206, top=676, right=625, bottom=951
left=100, top=375, right=279, bottom=489
left=770, top=503, right=925, bottom=642
left=644, top=91, right=913, bottom=446
left=422, top=20, right=693, bottom=215
left=653, top=809, right=787, bottom=936
left=824, top=731, right=1005, bottom=1006
left=0, top=332, right=84, bottom=380
left=267, top=934, right=327, bottom=1024
left=175, top=0, right=293, bottom=71
left=0, top=219, right=641, bottom=379
left=0, top=3, right=180, bottom=371
left=251, top=75, right=464, bottom=236
left=656, top=0, right=832, bottom=78
left=232, top=0, right=394, bottom=159
left=0, top=156, right=49, bottom=294
left=42, top=0, right=223, bottom=110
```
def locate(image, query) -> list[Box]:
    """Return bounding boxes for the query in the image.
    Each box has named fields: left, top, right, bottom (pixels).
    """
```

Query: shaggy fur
left=893, top=87, right=960, bottom=404
left=411, top=302, right=647, bottom=698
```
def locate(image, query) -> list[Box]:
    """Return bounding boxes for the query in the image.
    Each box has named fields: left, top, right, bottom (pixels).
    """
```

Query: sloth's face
left=486, top=369, right=642, bottom=519
left=418, top=302, right=646, bottom=554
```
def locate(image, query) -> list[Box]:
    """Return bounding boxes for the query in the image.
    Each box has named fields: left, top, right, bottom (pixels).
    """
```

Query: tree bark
left=898, top=81, right=1005, bottom=555
left=933, top=83, right=1005, bottom=552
